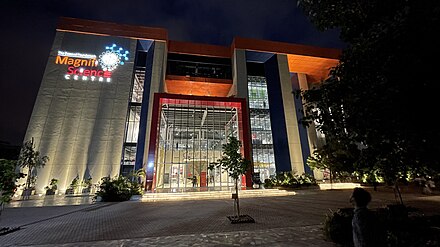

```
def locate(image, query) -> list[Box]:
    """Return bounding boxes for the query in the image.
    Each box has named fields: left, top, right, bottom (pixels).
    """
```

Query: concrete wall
left=24, top=32, right=137, bottom=193
left=297, top=73, right=324, bottom=179
left=276, top=54, right=306, bottom=174
left=228, top=49, right=248, bottom=98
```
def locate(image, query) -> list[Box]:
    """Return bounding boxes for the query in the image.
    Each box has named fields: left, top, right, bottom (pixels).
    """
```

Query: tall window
left=248, top=76, right=276, bottom=182
left=121, top=52, right=147, bottom=176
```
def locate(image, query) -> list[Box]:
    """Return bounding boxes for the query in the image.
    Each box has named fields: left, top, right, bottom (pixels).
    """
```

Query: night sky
left=0, top=0, right=345, bottom=146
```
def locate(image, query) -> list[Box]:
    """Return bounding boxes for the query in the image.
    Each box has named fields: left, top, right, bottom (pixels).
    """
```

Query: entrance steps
left=141, top=188, right=296, bottom=202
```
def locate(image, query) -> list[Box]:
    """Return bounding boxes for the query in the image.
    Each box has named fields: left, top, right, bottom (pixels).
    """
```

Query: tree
left=210, top=136, right=251, bottom=222
left=307, top=140, right=359, bottom=183
left=0, top=159, right=24, bottom=217
left=296, top=0, right=440, bottom=193
left=18, top=138, right=49, bottom=198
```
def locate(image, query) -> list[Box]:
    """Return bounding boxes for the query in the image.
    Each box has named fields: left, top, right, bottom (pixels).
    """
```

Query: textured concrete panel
left=277, top=54, right=305, bottom=174
left=96, top=100, right=115, bottom=119
left=101, top=84, right=118, bottom=99
left=31, top=96, right=53, bottom=117
left=24, top=32, right=136, bottom=193
left=297, top=73, right=324, bottom=180
left=111, top=99, right=129, bottom=119
left=115, top=86, right=131, bottom=101
left=142, top=41, right=167, bottom=167
left=24, top=117, right=45, bottom=140
left=48, top=97, right=69, bottom=117
left=229, top=49, right=248, bottom=98
left=40, top=117, right=64, bottom=137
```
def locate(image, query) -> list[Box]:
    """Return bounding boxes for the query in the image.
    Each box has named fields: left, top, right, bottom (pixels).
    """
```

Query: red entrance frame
left=145, top=93, right=252, bottom=191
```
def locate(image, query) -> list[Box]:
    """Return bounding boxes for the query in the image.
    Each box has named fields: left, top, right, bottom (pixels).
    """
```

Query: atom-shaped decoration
left=99, top=51, right=121, bottom=71
left=98, top=44, right=130, bottom=71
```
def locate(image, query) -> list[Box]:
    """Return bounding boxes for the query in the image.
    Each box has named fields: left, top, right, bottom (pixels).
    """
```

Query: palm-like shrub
left=96, top=176, right=142, bottom=202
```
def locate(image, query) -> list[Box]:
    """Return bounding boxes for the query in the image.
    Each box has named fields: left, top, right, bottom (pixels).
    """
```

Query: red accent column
left=239, top=99, right=253, bottom=188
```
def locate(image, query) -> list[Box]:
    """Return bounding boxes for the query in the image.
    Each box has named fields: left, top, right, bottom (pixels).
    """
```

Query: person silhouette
left=192, top=176, right=197, bottom=187
left=350, top=187, right=382, bottom=247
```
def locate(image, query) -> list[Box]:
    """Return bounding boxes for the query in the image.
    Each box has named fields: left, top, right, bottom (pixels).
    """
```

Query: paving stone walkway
left=1, top=187, right=439, bottom=246
left=19, top=225, right=334, bottom=247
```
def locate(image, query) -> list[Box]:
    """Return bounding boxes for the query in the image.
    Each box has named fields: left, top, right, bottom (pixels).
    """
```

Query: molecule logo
left=98, top=44, right=130, bottom=71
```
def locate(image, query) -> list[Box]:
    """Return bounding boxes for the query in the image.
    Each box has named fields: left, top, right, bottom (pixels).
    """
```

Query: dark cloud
left=0, top=0, right=345, bottom=145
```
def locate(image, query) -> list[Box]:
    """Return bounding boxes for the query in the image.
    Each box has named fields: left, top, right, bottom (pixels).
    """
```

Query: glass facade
left=121, top=60, right=146, bottom=176
left=154, top=99, right=241, bottom=190
left=248, top=76, right=276, bottom=182
left=167, top=53, right=232, bottom=79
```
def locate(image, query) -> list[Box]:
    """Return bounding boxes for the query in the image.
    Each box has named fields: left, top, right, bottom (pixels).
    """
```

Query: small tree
left=307, top=140, right=358, bottom=184
left=0, top=159, right=25, bottom=217
left=210, top=136, right=250, bottom=221
left=18, top=138, right=49, bottom=198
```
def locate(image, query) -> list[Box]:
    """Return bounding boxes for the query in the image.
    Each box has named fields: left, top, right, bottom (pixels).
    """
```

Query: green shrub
left=264, top=178, right=274, bottom=188
left=96, top=176, right=142, bottom=202
left=264, top=172, right=317, bottom=188
left=324, top=205, right=440, bottom=246
left=323, top=208, right=354, bottom=246
left=1, top=159, right=25, bottom=204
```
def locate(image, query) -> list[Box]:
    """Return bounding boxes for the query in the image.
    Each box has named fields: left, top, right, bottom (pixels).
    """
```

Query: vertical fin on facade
left=135, top=41, right=155, bottom=171
left=290, top=73, right=312, bottom=175
left=264, top=55, right=292, bottom=173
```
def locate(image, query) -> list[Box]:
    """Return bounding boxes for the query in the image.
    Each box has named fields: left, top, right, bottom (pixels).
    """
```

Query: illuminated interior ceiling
left=287, top=54, right=339, bottom=83
left=165, top=75, right=232, bottom=97
left=161, top=104, right=237, bottom=141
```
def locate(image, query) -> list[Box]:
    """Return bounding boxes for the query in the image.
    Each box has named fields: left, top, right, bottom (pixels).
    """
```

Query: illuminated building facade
left=24, top=17, right=340, bottom=193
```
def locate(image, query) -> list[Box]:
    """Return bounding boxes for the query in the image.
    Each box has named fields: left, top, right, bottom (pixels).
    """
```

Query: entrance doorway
left=148, top=94, right=250, bottom=192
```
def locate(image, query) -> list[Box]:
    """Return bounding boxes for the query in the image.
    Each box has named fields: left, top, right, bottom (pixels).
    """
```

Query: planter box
left=82, top=188, right=91, bottom=194
left=45, top=189, right=56, bottom=195
left=130, top=195, right=142, bottom=201
left=65, top=188, right=75, bottom=195
left=21, top=189, right=35, bottom=196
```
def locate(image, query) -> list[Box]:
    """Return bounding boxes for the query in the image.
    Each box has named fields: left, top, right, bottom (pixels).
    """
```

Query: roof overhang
left=233, top=37, right=340, bottom=83
left=57, top=17, right=168, bottom=41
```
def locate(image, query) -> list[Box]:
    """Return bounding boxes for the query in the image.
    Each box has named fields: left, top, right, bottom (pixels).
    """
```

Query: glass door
left=154, top=98, right=239, bottom=191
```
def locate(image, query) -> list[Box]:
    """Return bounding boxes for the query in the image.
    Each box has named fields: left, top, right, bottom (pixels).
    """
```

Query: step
left=141, top=189, right=296, bottom=202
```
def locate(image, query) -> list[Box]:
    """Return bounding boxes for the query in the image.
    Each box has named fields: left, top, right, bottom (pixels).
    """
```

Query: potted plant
left=22, top=175, right=37, bottom=197
left=65, top=177, right=79, bottom=195
left=44, top=178, right=58, bottom=195
left=81, top=178, right=92, bottom=194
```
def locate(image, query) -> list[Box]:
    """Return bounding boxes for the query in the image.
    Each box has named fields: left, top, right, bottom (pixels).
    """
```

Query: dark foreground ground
left=1, top=187, right=439, bottom=246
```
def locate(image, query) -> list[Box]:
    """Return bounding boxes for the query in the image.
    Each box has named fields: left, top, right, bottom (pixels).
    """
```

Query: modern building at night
left=23, top=17, right=340, bottom=194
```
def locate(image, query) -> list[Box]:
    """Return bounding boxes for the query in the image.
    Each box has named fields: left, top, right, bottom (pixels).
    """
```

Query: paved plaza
left=1, top=187, right=439, bottom=246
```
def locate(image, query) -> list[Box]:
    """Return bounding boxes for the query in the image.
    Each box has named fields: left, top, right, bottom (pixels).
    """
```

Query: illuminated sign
left=56, top=44, right=129, bottom=82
